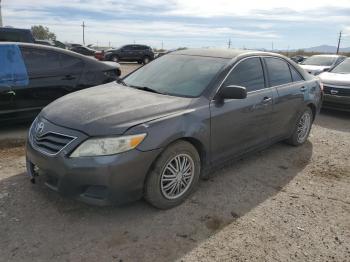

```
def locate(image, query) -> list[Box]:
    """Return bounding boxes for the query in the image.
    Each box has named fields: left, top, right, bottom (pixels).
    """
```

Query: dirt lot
left=0, top=85, right=349, bottom=261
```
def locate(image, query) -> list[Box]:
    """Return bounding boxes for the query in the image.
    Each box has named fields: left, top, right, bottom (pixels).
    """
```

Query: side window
left=223, top=57, right=265, bottom=92
left=289, top=65, right=303, bottom=82
left=20, top=47, right=60, bottom=76
left=265, top=58, right=292, bottom=86
left=60, top=54, right=84, bottom=74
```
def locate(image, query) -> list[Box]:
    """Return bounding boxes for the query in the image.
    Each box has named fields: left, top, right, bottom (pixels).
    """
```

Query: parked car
left=25, top=49, right=322, bottom=209
left=0, top=43, right=121, bottom=123
left=300, top=54, right=346, bottom=75
left=0, top=27, right=35, bottom=43
left=318, top=58, right=350, bottom=111
left=69, top=45, right=97, bottom=56
left=35, top=39, right=67, bottom=49
left=34, top=39, right=54, bottom=46
left=290, top=55, right=308, bottom=64
left=104, top=44, right=155, bottom=64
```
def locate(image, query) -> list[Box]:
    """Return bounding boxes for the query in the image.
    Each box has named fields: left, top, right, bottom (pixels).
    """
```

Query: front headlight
left=70, top=133, right=146, bottom=158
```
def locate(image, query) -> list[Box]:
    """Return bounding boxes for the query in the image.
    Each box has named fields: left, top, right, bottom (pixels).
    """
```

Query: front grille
left=30, top=131, right=76, bottom=155
left=324, top=85, right=350, bottom=96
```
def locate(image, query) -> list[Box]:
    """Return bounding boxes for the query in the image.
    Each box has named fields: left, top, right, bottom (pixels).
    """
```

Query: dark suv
left=104, top=44, right=154, bottom=64
left=0, top=27, right=35, bottom=43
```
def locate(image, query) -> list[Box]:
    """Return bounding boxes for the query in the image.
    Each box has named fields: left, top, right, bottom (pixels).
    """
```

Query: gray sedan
left=25, top=49, right=323, bottom=209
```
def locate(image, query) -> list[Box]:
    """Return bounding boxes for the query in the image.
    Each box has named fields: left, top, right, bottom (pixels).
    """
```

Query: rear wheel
left=286, top=107, right=313, bottom=146
left=111, top=55, right=119, bottom=63
left=144, top=141, right=200, bottom=209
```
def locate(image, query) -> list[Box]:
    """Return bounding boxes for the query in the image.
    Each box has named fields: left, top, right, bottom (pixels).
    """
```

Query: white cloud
left=2, top=0, right=350, bottom=48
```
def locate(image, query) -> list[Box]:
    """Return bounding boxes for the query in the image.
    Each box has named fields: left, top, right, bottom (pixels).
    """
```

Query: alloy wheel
left=297, top=112, right=311, bottom=143
left=160, top=154, right=195, bottom=200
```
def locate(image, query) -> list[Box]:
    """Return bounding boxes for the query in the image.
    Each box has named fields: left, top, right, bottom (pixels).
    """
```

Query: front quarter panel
left=125, top=100, right=211, bottom=157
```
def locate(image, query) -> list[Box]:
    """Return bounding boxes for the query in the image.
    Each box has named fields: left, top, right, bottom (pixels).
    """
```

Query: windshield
left=301, top=56, right=337, bottom=66
left=124, top=54, right=228, bottom=97
left=331, top=59, right=350, bottom=74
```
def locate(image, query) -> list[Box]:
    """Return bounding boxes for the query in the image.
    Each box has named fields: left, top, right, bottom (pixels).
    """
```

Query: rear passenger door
left=263, top=57, right=305, bottom=140
left=13, top=47, right=82, bottom=119
left=210, top=57, right=274, bottom=164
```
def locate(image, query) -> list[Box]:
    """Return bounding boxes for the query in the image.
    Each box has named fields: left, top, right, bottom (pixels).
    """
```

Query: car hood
left=41, top=83, right=192, bottom=136
left=300, top=64, right=331, bottom=74
left=318, top=72, right=350, bottom=86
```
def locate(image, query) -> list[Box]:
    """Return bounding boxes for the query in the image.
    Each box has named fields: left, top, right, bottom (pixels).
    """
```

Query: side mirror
left=218, top=85, right=247, bottom=100
left=0, top=45, right=29, bottom=87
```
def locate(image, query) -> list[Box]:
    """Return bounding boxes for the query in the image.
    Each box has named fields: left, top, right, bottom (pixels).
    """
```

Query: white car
left=318, top=58, right=350, bottom=111
left=300, top=55, right=346, bottom=75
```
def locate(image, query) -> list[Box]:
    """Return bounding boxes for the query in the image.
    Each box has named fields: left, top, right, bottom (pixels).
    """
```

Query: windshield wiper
left=131, top=85, right=163, bottom=94
left=117, top=78, right=128, bottom=86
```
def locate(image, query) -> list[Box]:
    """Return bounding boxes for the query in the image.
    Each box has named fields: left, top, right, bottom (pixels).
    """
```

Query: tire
left=286, top=107, right=313, bottom=146
left=142, top=56, right=150, bottom=64
left=144, top=141, right=201, bottom=209
left=137, top=60, right=143, bottom=64
left=111, top=55, right=119, bottom=63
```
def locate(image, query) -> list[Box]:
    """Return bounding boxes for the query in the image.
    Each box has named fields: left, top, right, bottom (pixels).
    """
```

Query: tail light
left=94, top=51, right=105, bottom=60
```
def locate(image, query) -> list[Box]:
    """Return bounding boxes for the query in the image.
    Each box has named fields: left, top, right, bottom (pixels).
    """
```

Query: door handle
left=7, top=91, right=16, bottom=96
left=300, top=86, right=307, bottom=92
left=262, top=97, right=272, bottom=104
left=62, top=75, right=76, bottom=80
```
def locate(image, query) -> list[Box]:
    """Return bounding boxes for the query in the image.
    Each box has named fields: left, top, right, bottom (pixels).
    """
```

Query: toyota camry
left=25, top=49, right=322, bottom=209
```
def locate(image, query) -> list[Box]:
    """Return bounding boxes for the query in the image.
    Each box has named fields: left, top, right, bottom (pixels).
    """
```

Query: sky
left=2, top=0, right=350, bottom=49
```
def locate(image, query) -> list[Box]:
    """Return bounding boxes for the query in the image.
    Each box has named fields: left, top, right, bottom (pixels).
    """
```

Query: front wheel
left=286, top=107, right=313, bottom=146
left=142, top=56, right=150, bottom=64
left=144, top=141, right=201, bottom=209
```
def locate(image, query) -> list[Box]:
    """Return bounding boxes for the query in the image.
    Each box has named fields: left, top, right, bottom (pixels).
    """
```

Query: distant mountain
left=291, top=45, right=350, bottom=53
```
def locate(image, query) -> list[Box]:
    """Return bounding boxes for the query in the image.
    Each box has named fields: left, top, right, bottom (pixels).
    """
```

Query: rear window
left=20, top=47, right=61, bottom=76
left=289, top=65, right=304, bottom=82
left=265, top=58, right=293, bottom=86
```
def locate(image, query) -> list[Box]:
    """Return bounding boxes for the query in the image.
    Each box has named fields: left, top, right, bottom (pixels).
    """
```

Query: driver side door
left=210, top=57, right=274, bottom=164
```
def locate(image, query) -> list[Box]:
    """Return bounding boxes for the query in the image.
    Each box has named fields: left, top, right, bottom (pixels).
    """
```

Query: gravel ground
left=0, top=103, right=349, bottom=260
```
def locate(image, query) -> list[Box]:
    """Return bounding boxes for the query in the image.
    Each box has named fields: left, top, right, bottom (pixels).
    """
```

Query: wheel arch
left=306, top=102, right=316, bottom=120
left=143, top=136, right=208, bottom=188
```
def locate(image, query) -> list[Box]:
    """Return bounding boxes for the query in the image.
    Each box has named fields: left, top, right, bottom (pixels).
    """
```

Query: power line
left=336, top=31, right=342, bottom=54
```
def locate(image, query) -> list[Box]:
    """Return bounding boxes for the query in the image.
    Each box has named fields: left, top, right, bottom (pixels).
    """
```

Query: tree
left=31, top=25, right=56, bottom=40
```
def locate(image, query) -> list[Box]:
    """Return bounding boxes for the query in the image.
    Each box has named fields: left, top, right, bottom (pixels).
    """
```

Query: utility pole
left=336, top=31, right=342, bottom=54
left=228, top=38, right=231, bottom=48
left=161, top=40, right=164, bottom=50
left=271, top=42, right=274, bottom=51
left=0, top=0, right=3, bottom=27
left=81, top=21, right=86, bottom=45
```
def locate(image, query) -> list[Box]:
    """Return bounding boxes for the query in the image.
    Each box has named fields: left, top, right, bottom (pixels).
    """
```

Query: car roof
left=171, top=48, right=280, bottom=59
left=0, top=27, right=31, bottom=32
left=308, top=54, right=344, bottom=58
left=0, top=42, right=117, bottom=69
left=1, top=42, right=85, bottom=57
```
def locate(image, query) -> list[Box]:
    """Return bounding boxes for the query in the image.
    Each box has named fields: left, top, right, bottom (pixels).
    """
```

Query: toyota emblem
left=35, top=121, right=45, bottom=136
